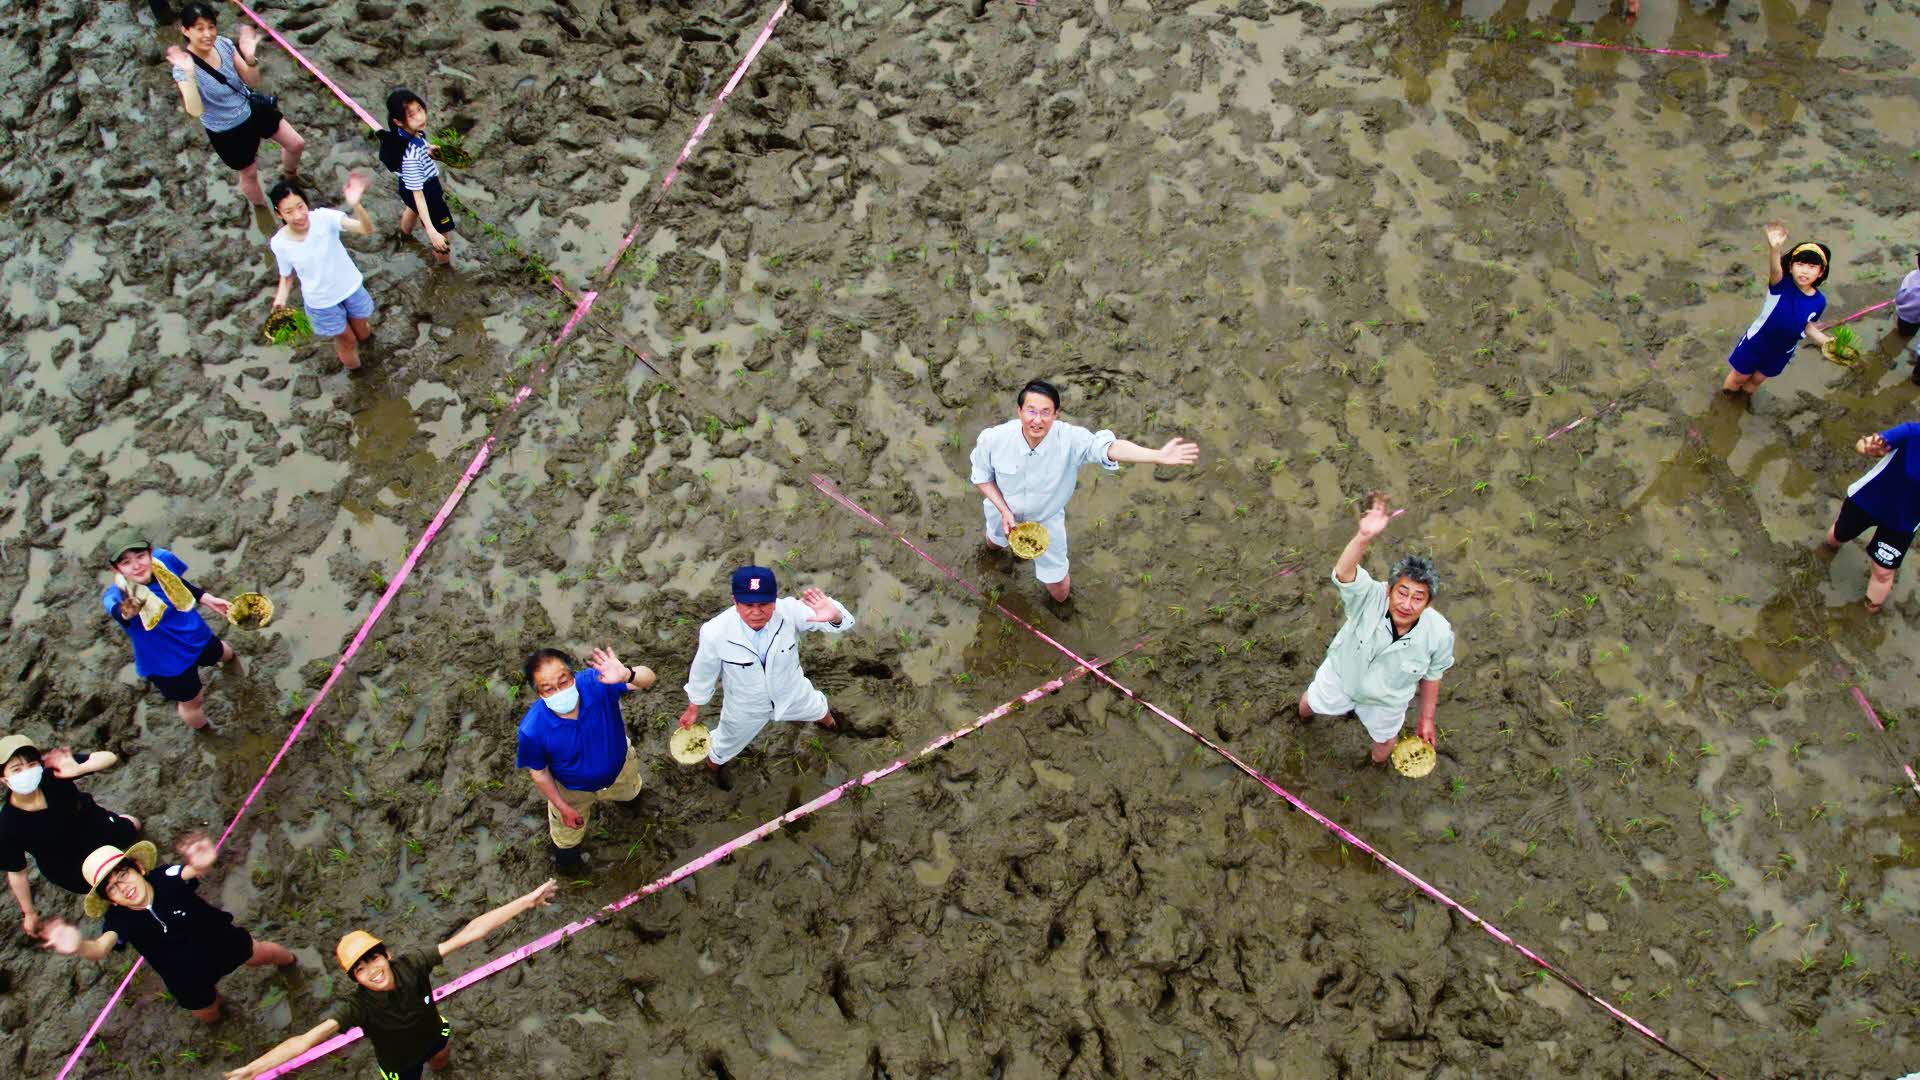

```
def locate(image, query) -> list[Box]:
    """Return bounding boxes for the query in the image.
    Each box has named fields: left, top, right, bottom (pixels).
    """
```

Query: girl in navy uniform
left=1722, top=222, right=1834, bottom=396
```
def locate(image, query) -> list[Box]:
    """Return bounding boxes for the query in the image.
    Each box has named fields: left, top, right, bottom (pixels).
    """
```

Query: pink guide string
left=253, top=649, right=1139, bottom=1077
left=808, top=474, right=1724, bottom=1079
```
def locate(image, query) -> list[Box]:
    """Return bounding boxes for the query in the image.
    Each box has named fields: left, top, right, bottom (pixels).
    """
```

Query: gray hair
left=1388, top=554, right=1439, bottom=597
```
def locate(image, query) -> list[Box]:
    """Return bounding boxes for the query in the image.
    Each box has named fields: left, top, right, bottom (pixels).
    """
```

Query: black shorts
left=1834, top=497, right=1913, bottom=569
left=161, top=930, right=253, bottom=1011
left=205, top=106, right=283, bottom=172
left=397, top=176, right=457, bottom=234
left=381, top=1031, right=452, bottom=1080
left=1899, top=317, right=1918, bottom=337
left=148, top=636, right=228, bottom=702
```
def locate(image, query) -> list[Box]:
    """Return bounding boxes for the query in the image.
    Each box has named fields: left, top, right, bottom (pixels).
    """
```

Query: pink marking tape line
left=601, top=1, right=791, bottom=276
left=227, top=0, right=382, bottom=130
left=1553, top=40, right=1730, bottom=60
left=53, top=286, right=600, bottom=1080
left=254, top=648, right=1138, bottom=1077
left=1851, top=686, right=1920, bottom=800
left=809, top=474, right=1723, bottom=1079
left=1821, top=299, right=1893, bottom=330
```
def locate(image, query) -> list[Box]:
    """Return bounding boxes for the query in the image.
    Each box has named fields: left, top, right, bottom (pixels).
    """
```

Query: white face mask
left=542, top=685, right=580, bottom=714
left=6, top=765, right=44, bottom=795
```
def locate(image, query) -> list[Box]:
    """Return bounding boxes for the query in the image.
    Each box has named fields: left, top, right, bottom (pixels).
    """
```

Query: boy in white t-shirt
left=267, top=174, right=377, bottom=370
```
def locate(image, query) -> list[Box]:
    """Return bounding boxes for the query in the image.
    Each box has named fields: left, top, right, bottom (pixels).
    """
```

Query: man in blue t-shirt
left=98, top=530, right=238, bottom=731
left=1824, top=423, right=1920, bottom=612
left=1721, top=223, right=1834, bottom=396
left=514, top=646, right=655, bottom=868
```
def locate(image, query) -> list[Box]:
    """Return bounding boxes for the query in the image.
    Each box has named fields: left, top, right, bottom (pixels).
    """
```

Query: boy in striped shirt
left=378, top=89, right=456, bottom=266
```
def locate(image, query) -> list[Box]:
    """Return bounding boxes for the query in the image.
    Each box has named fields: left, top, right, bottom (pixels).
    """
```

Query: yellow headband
left=1788, top=242, right=1827, bottom=265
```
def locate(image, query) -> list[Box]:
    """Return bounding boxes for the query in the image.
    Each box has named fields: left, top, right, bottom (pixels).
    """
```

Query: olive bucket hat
left=102, top=528, right=152, bottom=567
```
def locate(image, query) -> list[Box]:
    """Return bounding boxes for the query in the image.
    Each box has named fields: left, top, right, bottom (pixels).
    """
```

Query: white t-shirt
left=270, top=208, right=364, bottom=309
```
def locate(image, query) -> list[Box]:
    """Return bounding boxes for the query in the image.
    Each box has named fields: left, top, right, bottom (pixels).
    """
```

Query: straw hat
left=81, top=841, right=158, bottom=918
left=336, top=929, right=384, bottom=973
left=1390, top=736, right=1436, bottom=779
left=670, top=724, right=712, bottom=765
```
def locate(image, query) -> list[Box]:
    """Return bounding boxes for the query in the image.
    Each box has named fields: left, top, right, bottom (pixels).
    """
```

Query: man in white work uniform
left=969, top=378, right=1201, bottom=602
left=1297, top=492, right=1456, bottom=765
left=678, top=566, right=856, bottom=774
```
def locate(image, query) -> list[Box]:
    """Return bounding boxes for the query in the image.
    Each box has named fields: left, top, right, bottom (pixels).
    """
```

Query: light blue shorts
left=305, top=286, right=374, bottom=338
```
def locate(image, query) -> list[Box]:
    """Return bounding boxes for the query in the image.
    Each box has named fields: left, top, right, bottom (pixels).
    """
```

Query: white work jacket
left=684, top=596, right=856, bottom=762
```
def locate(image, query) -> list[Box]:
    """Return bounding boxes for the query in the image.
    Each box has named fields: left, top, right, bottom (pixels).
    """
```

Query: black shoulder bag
left=190, top=42, right=282, bottom=130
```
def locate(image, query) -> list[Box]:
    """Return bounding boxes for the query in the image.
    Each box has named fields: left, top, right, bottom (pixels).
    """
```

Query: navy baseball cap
left=730, top=566, right=778, bottom=603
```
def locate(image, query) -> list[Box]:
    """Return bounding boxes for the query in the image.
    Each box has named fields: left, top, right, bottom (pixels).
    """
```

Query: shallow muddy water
left=3, top=0, right=1920, bottom=1076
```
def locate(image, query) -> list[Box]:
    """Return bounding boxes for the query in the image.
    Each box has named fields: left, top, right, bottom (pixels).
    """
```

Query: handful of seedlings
left=1008, top=521, right=1050, bottom=560
left=1823, top=325, right=1861, bottom=366
left=430, top=127, right=472, bottom=169
left=226, top=592, right=275, bottom=630
left=262, top=307, right=313, bottom=346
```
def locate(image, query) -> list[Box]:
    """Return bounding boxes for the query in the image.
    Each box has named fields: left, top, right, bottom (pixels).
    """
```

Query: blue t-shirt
left=514, top=671, right=630, bottom=791
left=1734, top=279, right=1826, bottom=369
left=100, top=549, right=212, bottom=678
left=1848, top=423, right=1920, bottom=536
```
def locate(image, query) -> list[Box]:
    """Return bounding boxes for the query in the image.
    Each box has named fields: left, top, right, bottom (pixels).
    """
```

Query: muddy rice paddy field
left=3, top=0, right=1920, bottom=1075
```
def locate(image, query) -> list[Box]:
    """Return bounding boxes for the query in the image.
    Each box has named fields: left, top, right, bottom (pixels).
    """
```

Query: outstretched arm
left=164, top=48, right=204, bottom=117
left=1106, top=437, right=1200, bottom=467
left=176, top=833, right=218, bottom=881
left=1334, top=492, right=1395, bottom=584
left=1762, top=221, right=1788, bottom=287
left=438, top=880, right=559, bottom=957
left=223, top=1020, right=342, bottom=1080
left=43, top=747, right=117, bottom=779
left=41, top=922, right=116, bottom=962
left=341, top=173, right=376, bottom=236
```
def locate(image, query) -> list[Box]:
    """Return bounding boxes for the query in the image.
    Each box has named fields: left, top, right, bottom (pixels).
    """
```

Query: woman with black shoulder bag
left=164, top=2, right=306, bottom=217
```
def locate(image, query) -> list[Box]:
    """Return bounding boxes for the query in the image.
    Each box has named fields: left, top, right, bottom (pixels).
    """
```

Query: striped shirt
left=398, top=133, right=439, bottom=192
left=170, top=37, right=251, bottom=133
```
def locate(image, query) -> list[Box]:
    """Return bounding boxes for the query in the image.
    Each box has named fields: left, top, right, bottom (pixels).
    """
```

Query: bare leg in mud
left=334, top=316, right=370, bottom=370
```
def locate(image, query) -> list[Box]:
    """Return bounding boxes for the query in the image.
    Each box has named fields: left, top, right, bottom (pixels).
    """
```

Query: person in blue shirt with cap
left=1824, top=423, right=1920, bottom=612
left=679, top=567, right=855, bottom=777
left=98, top=530, right=239, bottom=731
left=515, top=645, right=655, bottom=868
left=969, top=378, right=1200, bottom=602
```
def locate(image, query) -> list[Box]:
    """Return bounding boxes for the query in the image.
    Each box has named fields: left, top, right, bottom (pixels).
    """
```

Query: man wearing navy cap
left=679, top=567, right=856, bottom=772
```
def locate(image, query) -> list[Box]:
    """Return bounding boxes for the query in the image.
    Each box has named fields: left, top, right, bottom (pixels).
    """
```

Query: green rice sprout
left=262, top=307, right=313, bottom=345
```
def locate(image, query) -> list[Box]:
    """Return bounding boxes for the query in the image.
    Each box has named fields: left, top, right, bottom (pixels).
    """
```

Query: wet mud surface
left=4, top=0, right=1920, bottom=1076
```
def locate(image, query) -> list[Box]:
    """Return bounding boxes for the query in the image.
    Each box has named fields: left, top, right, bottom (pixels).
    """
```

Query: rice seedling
left=261, top=306, right=313, bottom=345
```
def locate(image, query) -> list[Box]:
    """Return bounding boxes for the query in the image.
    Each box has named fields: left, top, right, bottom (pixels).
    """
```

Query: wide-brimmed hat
left=336, top=929, right=384, bottom=974
left=101, top=528, right=152, bottom=566
left=0, top=734, right=39, bottom=768
left=81, top=841, right=158, bottom=918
